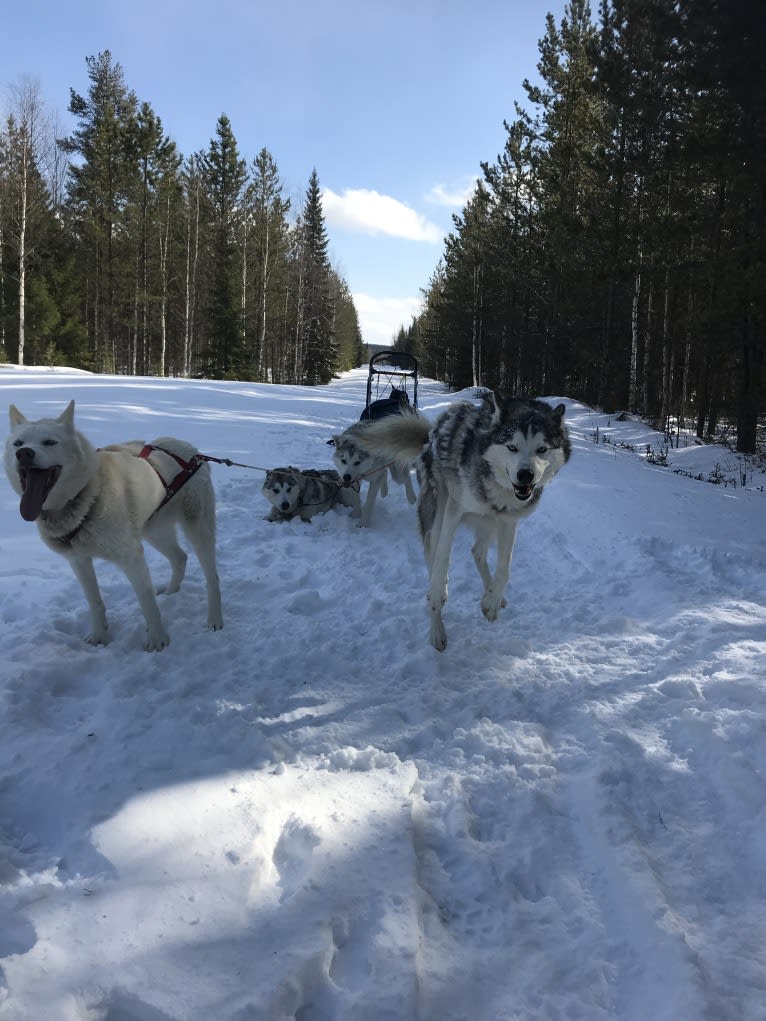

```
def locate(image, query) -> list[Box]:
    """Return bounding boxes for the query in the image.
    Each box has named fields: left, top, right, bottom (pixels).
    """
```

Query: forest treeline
left=397, top=0, right=765, bottom=452
left=0, top=51, right=362, bottom=384
left=2, top=1, right=764, bottom=451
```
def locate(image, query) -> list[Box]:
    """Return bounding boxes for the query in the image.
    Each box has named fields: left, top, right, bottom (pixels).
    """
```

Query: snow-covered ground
left=0, top=364, right=764, bottom=1021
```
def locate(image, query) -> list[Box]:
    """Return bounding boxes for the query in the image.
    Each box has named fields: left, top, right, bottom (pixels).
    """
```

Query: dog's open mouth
left=512, top=483, right=535, bottom=501
left=17, top=466, right=62, bottom=521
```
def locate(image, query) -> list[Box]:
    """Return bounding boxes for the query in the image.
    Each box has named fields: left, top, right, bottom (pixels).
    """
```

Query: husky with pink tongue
left=4, top=400, right=223, bottom=650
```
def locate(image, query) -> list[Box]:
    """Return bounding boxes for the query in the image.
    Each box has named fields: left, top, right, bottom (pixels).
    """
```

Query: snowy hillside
left=0, top=365, right=764, bottom=1021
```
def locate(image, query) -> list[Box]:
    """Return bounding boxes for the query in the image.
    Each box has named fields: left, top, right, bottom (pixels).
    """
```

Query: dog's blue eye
left=537, top=446, right=548, bottom=455
left=507, top=444, right=518, bottom=453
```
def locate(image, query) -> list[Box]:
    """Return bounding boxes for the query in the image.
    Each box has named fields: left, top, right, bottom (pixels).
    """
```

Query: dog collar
left=40, top=487, right=94, bottom=547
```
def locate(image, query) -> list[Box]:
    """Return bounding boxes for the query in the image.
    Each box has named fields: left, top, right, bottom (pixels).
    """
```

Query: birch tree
left=249, top=147, right=290, bottom=379
left=1, top=79, right=54, bottom=364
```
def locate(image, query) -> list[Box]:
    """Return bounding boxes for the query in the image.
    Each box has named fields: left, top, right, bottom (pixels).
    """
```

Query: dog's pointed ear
left=552, top=403, right=566, bottom=420
left=480, top=390, right=502, bottom=423
left=9, top=405, right=27, bottom=427
left=57, top=400, right=76, bottom=429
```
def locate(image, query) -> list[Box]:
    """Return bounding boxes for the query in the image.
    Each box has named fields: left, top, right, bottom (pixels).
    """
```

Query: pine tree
left=297, top=169, right=337, bottom=385
left=120, top=101, right=181, bottom=374
left=59, top=51, right=139, bottom=370
left=678, top=0, right=766, bottom=451
left=199, top=114, right=248, bottom=378
left=330, top=271, right=363, bottom=370
left=522, top=0, right=602, bottom=396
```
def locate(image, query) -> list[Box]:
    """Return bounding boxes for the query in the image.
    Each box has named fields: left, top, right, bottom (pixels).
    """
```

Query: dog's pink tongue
left=19, top=470, right=50, bottom=521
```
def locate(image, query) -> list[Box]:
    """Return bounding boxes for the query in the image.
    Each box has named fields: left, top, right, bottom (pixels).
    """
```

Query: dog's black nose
left=516, top=468, right=534, bottom=486
left=342, top=473, right=352, bottom=483
left=280, top=501, right=290, bottom=511
left=16, top=447, right=36, bottom=465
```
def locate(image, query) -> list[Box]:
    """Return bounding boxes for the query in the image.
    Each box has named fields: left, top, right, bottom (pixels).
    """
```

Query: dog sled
left=360, top=350, right=419, bottom=421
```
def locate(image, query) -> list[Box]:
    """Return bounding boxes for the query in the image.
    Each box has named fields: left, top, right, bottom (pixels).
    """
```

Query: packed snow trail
left=0, top=368, right=764, bottom=1020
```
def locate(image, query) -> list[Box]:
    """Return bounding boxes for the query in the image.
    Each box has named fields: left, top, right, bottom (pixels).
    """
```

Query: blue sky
left=1, top=0, right=567, bottom=349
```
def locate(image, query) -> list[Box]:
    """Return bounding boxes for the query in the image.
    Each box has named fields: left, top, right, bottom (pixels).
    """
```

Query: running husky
left=4, top=400, right=223, bottom=651
left=330, top=420, right=417, bottom=527
left=262, top=466, right=359, bottom=522
left=359, top=394, right=570, bottom=650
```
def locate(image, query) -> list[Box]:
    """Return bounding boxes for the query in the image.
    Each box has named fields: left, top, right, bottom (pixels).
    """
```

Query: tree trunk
left=17, top=159, right=27, bottom=365
left=471, top=262, right=483, bottom=388
left=629, top=262, right=641, bottom=411
left=659, top=265, right=671, bottom=428
left=158, top=190, right=171, bottom=377
left=678, top=283, right=694, bottom=431
left=258, top=219, right=270, bottom=380
left=641, top=278, right=654, bottom=416
left=736, top=339, right=761, bottom=454
left=183, top=183, right=200, bottom=378
left=0, top=224, right=5, bottom=354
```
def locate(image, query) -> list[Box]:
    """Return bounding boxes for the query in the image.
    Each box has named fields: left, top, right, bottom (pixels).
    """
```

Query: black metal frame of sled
left=364, top=349, right=419, bottom=414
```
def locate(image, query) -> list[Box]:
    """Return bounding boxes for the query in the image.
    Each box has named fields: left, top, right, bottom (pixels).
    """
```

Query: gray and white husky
left=4, top=400, right=223, bottom=651
left=262, top=466, right=359, bottom=522
left=358, top=394, right=570, bottom=650
left=330, top=421, right=417, bottom=527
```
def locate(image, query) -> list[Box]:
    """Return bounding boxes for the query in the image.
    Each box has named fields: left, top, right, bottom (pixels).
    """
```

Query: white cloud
left=353, top=293, right=423, bottom=348
left=425, top=177, right=479, bottom=208
left=322, top=188, right=442, bottom=243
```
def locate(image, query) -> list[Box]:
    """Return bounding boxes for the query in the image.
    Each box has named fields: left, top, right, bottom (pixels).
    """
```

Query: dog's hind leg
left=144, top=517, right=188, bottom=595
left=179, top=513, right=223, bottom=631
left=403, top=469, right=417, bottom=505
left=67, top=554, right=109, bottom=645
left=480, top=518, right=519, bottom=623
left=392, top=464, right=417, bottom=505
left=425, top=497, right=461, bottom=651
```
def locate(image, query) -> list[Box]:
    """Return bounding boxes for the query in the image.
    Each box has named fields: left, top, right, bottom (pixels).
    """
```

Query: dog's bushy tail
left=358, top=410, right=431, bottom=466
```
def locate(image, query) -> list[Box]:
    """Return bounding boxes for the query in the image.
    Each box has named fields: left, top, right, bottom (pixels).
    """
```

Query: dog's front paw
left=429, top=614, right=448, bottom=652
left=481, top=589, right=507, bottom=622
left=144, top=628, right=170, bottom=652
left=85, top=627, right=109, bottom=646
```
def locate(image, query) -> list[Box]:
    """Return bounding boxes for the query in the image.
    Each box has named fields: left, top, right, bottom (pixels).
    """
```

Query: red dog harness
left=138, top=444, right=205, bottom=514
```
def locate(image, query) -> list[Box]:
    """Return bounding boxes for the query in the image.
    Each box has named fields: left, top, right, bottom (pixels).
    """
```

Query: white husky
left=358, top=394, right=570, bottom=650
left=4, top=401, right=223, bottom=651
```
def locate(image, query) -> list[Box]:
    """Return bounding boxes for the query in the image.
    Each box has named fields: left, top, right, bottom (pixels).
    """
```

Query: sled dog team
left=4, top=392, right=570, bottom=652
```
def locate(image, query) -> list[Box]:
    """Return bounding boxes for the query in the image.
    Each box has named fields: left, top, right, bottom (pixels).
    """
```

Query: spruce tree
left=298, top=169, right=337, bottom=385
left=60, top=51, right=139, bottom=370
left=200, top=114, right=247, bottom=378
